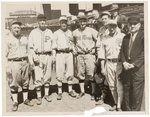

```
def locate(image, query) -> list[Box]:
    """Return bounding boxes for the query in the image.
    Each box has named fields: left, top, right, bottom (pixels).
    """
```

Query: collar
left=37, top=27, right=48, bottom=33
left=78, top=27, right=87, bottom=32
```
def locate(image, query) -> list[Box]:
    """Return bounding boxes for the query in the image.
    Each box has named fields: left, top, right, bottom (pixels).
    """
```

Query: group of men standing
left=5, top=9, right=144, bottom=112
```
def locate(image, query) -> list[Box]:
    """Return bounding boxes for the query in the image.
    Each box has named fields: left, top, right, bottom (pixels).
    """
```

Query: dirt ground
left=5, top=70, right=145, bottom=114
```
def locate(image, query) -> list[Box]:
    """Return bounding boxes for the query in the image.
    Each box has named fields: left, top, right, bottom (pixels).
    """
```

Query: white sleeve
left=98, top=41, right=105, bottom=59
left=52, top=32, right=57, bottom=50
left=28, top=30, right=35, bottom=55
left=92, top=28, right=98, bottom=41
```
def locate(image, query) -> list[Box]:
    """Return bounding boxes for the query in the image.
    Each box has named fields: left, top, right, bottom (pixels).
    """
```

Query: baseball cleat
left=36, top=97, right=42, bottom=105
left=24, top=99, right=34, bottom=106
left=57, top=93, right=62, bottom=100
left=44, top=95, right=52, bottom=102
left=69, top=90, right=76, bottom=97
left=91, top=95, right=95, bottom=101
left=95, top=99, right=104, bottom=105
left=109, top=105, right=117, bottom=111
left=116, top=108, right=122, bottom=111
left=12, top=102, right=18, bottom=111
left=76, top=92, right=85, bottom=99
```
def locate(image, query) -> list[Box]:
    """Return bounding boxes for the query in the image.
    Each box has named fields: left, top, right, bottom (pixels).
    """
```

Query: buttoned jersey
left=29, top=28, right=53, bottom=53
left=97, top=31, right=125, bottom=59
left=73, top=27, right=98, bottom=53
left=52, top=29, right=74, bottom=50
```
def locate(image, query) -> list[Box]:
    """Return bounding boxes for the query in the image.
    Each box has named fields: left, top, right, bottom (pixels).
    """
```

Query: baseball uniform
left=6, top=33, right=30, bottom=92
left=29, top=28, right=53, bottom=88
left=98, top=29, right=125, bottom=87
left=52, top=29, right=74, bottom=82
left=97, top=28, right=125, bottom=108
left=73, top=27, right=98, bottom=80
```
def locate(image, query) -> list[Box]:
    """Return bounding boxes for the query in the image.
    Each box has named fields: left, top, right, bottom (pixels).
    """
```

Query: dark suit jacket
left=120, top=30, right=144, bottom=78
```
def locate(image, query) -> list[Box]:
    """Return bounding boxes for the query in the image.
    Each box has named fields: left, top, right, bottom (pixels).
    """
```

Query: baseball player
left=73, top=14, right=98, bottom=99
left=28, top=14, right=53, bottom=105
left=87, top=12, right=94, bottom=28
left=52, top=15, right=76, bottom=100
left=98, top=11, right=111, bottom=38
left=97, top=20, right=125, bottom=111
left=94, top=11, right=114, bottom=105
left=6, top=20, right=33, bottom=111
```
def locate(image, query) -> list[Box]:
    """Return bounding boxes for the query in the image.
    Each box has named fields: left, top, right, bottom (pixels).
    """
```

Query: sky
left=3, top=2, right=112, bottom=17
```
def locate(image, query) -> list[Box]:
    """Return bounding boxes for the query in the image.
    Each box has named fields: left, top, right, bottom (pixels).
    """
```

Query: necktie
left=128, top=34, right=134, bottom=59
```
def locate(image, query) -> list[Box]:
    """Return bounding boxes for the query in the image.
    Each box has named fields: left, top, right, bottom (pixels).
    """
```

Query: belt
left=56, top=50, right=72, bottom=53
left=107, top=58, right=120, bottom=62
left=35, top=51, right=52, bottom=55
left=78, top=52, right=95, bottom=55
left=8, top=57, right=27, bottom=62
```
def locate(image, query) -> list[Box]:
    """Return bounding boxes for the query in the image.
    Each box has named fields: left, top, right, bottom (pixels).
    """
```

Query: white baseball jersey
left=73, top=27, right=98, bottom=53
left=53, top=29, right=74, bottom=81
left=52, top=29, right=73, bottom=50
left=29, top=28, right=53, bottom=53
left=97, top=31, right=125, bottom=59
left=6, top=33, right=28, bottom=59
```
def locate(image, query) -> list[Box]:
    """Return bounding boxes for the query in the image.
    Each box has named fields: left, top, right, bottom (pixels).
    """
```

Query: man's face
left=101, top=15, right=110, bottom=25
left=87, top=18, right=93, bottom=24
left=92, top=10, right=99, bottom=19
left=79, top=19, right=87, bottom=30
left=112, top=11, right=118, bottom=17
left=128, top=22, right=141, bottom=33
left=107, top=24, right=117, bottom=36
left=11, top=24, right=21, bottom=37
left=38, top=19, right=47, bottom=30
left=60, top=20, right=68, bottom=30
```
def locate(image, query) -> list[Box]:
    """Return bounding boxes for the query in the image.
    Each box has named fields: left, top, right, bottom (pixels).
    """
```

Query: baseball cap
left=128, top=16, right=140, bottom=24
left=87, top=12, right=94, bottom=19
left=77, top=12, right=87, bottom=20
left=78, top=15, right=87, bottom=20
left=101, top=11, right=111, bottom=17
left=11, top=20, right=22, bottom=26
left=37, top=14, right=46, bottom=20
left=59, top=15, right=68, bottom=21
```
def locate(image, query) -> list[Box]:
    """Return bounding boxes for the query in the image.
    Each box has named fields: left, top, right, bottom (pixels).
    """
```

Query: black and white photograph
left=1, top=0, right=148, bottom=115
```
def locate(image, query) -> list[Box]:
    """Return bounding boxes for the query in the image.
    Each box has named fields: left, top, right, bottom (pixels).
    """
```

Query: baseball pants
left=56, top=52, right=74, bottom=81
left=33, top=54, right=52, bottom=88
left=6, top=61, right=30, bottom=92
left=77, top=54, right=96, bottom=80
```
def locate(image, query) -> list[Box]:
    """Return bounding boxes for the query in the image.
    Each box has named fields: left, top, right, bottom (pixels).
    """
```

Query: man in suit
left=120, top=16, right=144, bottom=111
